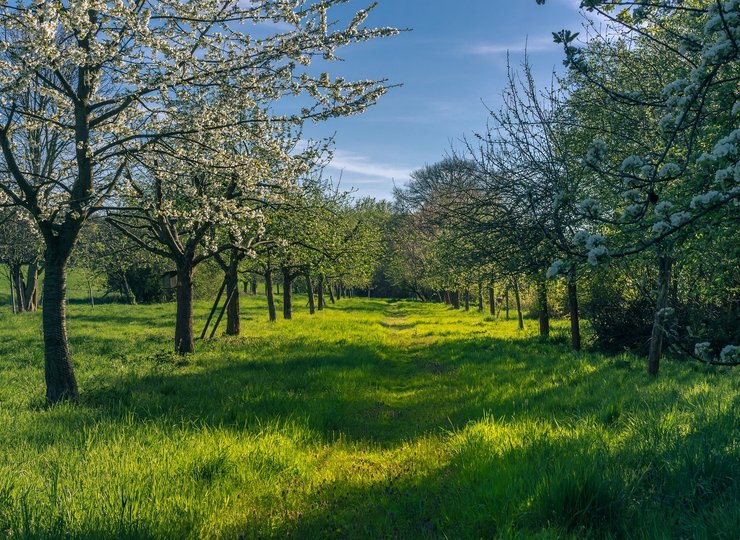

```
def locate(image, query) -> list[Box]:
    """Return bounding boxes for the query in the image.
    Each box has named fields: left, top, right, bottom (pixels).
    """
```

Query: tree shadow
left=28, top=328, right=630, bottom=450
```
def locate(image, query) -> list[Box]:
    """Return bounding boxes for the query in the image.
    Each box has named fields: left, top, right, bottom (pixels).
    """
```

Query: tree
left=539, top=0, right=739, bottom=373
left=0, top=1, right=398, bottom=398
left=0, top=207, right=43, bottom=312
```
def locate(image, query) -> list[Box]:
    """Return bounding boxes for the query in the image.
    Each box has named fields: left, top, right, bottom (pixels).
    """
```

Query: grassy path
left=0, top=297, right=737, bottom=538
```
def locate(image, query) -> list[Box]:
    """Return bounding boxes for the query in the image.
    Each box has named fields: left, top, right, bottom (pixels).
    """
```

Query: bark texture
left=42, top=252, right=79, bottom=403
left=174, top=258, right=195, bottom=354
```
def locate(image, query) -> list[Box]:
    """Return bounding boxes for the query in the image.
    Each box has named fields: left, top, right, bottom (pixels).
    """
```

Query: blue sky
left=303, top=0, right=594, bottom=200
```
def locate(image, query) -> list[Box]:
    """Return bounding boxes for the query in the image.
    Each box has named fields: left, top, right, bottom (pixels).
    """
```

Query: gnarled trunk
left=174, top=258, right=195, bottom=354
left=648, top=254, right=672, bottom=376
left=42, top=251, right=79, bottom=403
left=328, top=282, right=336, bottom=304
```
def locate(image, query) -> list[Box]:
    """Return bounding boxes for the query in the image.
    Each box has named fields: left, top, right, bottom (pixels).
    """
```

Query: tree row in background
left=384, top=0, right=739, bottom=374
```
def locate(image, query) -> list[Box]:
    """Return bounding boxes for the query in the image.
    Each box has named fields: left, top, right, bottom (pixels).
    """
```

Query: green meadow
left=0, top=287, right=737, bottom=539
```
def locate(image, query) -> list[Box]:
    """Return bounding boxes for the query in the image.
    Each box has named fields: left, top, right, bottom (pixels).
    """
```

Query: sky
left=302, top=0, right=594, bottom=200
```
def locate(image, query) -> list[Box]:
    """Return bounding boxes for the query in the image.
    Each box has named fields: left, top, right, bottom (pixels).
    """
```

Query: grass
left=0, top=288, right=737, bottom=539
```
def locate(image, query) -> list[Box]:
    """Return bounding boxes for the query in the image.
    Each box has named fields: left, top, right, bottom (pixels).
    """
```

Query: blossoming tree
left=0, top=0, right=398, bottom=402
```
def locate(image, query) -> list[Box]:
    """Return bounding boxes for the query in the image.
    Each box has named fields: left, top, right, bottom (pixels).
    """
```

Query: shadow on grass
left=228, top=402, right=739, bottom=539
left=54, top=330, right=629, bottom=449
left=4, top=299, right=738, bottom=539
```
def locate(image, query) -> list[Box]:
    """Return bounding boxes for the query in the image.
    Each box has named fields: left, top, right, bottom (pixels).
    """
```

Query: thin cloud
left=328, top=150, right=414, bottom=182
left=469, top=35, right=558, bottom=56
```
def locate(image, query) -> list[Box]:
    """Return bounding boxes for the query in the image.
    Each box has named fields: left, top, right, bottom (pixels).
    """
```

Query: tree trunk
left=505, top=289, right=510, bottom=320
left=329, top=283, right=336, bottom=304
left=121, top=271, right=135, bottom=305
left=513, top=279, right=524, bottom=330
left=488, top=284, right=495, bottom=317
left=306, top=269, right=316, bottom=315
left=265, top=269, right=276, bottom=322
left=8, top=267, right=16, bottom=314
left=225, top=262, right=240, bottom=336
left=10, top=264, right=25, bottom=312
left=445, top=290, right=451, bottom=305
left=42, top=252, right=79, bottom=403
left=87, top=278, right=95, bottom=308
left=451, top=290, right=460, bottom=309
left=174, top=258, right=195, bottom=354
left=464, top=288, right=470, bottom=311
left=24, top=261, right=40, bottom=311
left=282, top=269, right=294, bottom=320
left=250, top=279, right=257, bottom=296
left=567, top=269, right=581, bottom=351
left=477, top=280, right=484, bottom=312
left=317, top=274, right=325, bottom=310
left=537, top=279, right=549, bottom=338
left=648, top=254, right=673, bottom=376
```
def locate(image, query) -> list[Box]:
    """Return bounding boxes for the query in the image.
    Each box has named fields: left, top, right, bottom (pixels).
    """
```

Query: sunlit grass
left=0, top=293, right=737, bottom=539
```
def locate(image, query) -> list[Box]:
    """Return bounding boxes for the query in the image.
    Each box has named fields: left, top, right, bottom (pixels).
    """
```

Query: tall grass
left=0, top=293, right=737, bottom=538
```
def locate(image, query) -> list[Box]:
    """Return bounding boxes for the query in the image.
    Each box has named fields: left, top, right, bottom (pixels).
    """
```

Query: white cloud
left=328, top=150, right=414, bottom=182
left=469, top=35, right=558, bottom=56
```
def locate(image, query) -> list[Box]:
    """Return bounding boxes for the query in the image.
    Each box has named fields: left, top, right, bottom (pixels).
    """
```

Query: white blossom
left=654, top=201, right=674, bottom=218
left=584, top=138, right=607, bottom=167
left=585, top=234, right=604, bottom=250
left=658, top=163, right=681, bottom=178
left=694, top=342, right=711, bottom=361
left=587, top=245, right=609, bottom=266
left=669, top=211, right=691, bottom=227
left=720, top=345, right=740, bottom=363
left=690, top=191, right=722, bottom=209
left=572, top=230, right=589, bottom=245
left=620, top=155, right=643, bottom=171
left=652, top=220, right=672, bottom=235
left=579, top=198, right=602, bottom=218
left=546, top=260, right=564, bottom=279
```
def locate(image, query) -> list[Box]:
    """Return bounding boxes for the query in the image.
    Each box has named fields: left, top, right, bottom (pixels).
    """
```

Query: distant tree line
left=381, top=0, right=739, bottom=374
